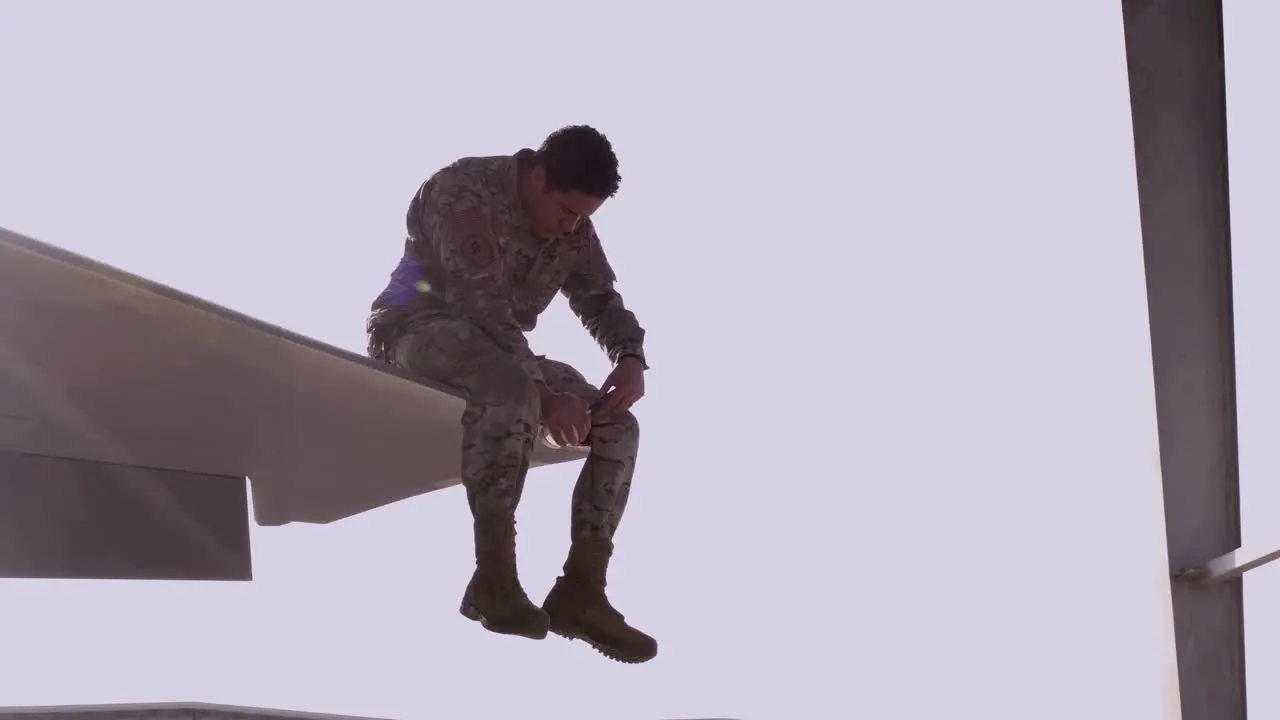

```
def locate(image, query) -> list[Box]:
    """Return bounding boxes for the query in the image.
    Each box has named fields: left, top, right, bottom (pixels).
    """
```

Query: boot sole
left=460, top=601, right=549, bottom=640
left=548, top=622, right=657, bottom=664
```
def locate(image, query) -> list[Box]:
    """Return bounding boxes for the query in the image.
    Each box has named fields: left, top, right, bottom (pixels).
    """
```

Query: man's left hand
left=597, top=356, right=646, bottom=417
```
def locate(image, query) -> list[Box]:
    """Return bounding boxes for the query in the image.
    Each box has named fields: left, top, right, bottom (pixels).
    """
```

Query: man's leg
left=535, top=358, right=657, bottom=664
left=390, top=318, right=549, bottom=640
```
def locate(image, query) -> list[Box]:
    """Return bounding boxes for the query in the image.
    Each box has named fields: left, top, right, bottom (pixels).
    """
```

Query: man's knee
left=591, top=409, right=640, bottom=451
left=536, top=357, right=603, bottom=402
left=464, top=359, right=542, bottom=430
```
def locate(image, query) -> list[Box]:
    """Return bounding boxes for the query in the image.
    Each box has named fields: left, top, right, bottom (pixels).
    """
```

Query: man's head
left=519, top=125, right=621, bottom=239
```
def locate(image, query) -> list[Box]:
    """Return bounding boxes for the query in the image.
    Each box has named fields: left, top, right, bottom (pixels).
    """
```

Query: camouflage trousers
left=390, top=318, right=639, bottom=541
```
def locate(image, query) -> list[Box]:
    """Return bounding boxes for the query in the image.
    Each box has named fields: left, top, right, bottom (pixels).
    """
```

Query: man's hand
left=542, top=391, right=592, bottom=447
left=597, top=356, right=646, bottom=417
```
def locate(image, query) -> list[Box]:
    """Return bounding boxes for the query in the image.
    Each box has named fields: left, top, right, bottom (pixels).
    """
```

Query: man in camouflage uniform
left=365, top=125, right=656, bottom=664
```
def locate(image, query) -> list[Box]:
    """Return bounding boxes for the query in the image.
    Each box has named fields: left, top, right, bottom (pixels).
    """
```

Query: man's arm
left=561, top=224, right=648, bottom=368
left=419, top=175, right=545, bottom=384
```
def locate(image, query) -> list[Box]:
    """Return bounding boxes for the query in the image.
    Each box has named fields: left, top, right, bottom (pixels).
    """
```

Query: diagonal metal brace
left=1175, top=543, right=1280, bottom=584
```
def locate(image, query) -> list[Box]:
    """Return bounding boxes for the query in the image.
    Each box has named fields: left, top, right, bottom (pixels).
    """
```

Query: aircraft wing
left=0, top=226, right=586, bottom=579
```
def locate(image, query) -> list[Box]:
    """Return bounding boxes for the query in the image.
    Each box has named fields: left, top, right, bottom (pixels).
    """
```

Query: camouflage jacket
left=366, top=150, right=647, bottom=383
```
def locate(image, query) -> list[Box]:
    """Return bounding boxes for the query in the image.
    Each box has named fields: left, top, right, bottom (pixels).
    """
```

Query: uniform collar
left=507, top=148, right=537, bottom=232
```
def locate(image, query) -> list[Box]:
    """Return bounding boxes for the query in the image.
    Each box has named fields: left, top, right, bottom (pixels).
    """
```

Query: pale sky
left=0, top=2, right=1278, bottom=719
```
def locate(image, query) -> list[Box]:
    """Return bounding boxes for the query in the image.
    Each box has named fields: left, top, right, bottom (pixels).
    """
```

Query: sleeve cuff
left=614, top=348, right=648, bottom=370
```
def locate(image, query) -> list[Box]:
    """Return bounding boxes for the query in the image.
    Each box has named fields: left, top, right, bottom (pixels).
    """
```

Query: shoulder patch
left=460, top=234, right=497, bottom=271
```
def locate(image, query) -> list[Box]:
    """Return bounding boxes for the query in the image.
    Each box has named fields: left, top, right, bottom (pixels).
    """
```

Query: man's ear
left=529, top=165, right=547, bottom=193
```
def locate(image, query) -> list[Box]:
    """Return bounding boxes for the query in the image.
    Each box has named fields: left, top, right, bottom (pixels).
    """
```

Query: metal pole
left=1122, top=0, right=1245, bottom=717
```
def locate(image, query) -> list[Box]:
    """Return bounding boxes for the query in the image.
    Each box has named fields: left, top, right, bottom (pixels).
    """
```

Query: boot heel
left=460, top=601, right=482, bottom=622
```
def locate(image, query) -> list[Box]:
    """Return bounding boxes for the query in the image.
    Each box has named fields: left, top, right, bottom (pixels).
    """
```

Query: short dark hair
left=535, top=125, right=621, bottom=199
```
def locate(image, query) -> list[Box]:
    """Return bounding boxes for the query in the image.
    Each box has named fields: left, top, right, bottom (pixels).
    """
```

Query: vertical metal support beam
left=1122, top=1, right=1245, bottom=718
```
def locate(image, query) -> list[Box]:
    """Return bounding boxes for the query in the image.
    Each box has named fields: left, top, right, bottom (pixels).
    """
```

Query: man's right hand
left=542, top=391, right=591, bottom=447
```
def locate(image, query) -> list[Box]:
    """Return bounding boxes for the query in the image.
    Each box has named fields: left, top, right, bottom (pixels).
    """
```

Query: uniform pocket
left=390, top=318, right=475, bottom=389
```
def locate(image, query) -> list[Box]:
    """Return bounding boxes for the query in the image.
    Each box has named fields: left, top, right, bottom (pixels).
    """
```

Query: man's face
left=526, top=166, right=605, bottom=239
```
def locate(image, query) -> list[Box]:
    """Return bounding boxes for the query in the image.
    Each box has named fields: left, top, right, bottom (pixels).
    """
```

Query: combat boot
left=542, top=537, right=658, bottom=664
left=459, top=513, right=549, bottom=640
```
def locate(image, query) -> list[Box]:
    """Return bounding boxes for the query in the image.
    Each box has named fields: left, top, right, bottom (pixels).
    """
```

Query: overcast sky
left=1, top=2, right=1279, bottom=719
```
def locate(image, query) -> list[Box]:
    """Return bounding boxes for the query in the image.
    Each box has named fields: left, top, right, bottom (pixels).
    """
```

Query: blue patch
left=378, top=256, right=425, bottom=306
